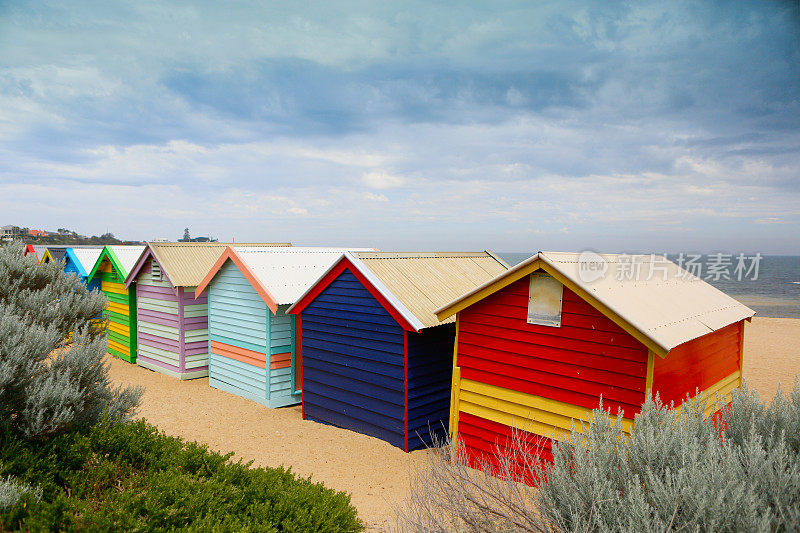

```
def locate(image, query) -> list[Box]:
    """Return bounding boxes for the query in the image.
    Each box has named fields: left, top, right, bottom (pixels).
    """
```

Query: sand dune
left=106, top=316, right=800, bottom=529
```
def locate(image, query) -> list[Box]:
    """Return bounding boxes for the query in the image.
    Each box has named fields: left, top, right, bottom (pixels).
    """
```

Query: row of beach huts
left=23, top=242, right=754, bottom=463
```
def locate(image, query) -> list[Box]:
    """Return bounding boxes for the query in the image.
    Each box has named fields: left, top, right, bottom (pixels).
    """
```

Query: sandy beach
left=106, top=316, right=800, bottom=530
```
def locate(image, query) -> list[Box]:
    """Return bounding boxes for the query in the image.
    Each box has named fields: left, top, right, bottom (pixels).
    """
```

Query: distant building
left=28, top=229, right=49, bottom=237
left=1, top=225, right=19, bottom=241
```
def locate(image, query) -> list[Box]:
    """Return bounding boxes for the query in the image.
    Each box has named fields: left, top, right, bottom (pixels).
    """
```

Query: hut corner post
left=645, top=350, right=655, bottom=400
left=449, top=316, right=461, bottom=455
left=297, top=314, right=305, bottom=419
left=738, top=321, right=745, bottom=388
left=265, top=307, right=271, bottom=403
left=178, top=286, right=186, bottom=373
left=404, top=331, right=409, bottom=453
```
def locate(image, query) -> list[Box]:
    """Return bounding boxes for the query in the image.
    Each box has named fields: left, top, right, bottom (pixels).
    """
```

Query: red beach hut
left=435, top=252, right=755, bottom=466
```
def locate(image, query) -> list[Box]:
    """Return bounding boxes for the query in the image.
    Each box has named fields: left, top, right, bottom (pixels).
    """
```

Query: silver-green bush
left=396, top=381, right=800, bottom=532
left=0, top=243, right=142, bottom=438
left=0, top=474, right=41, bottom=511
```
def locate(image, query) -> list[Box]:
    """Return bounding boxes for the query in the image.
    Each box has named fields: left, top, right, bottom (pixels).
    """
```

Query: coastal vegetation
left=0, top=243, right=362, bottom=531
left=397, top=383, right=800, bottom=532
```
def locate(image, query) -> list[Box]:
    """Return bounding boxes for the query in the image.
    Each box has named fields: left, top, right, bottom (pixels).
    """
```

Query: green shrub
left=0, top=418, right=363, bottom=532
left=396, top=380, right=800, bottom=532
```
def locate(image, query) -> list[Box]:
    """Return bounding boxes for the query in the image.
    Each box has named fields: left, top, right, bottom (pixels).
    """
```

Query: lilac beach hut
left=125, top=242, right=291, bottom=379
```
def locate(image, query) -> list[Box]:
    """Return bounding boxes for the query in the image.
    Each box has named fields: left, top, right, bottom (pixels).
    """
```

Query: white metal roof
left=438, top=251, right=755, bottom=355
left=32, top=245, right=48, bottom=260
left=234, top=247, right=373, bottom=305
left=106, top=245, right=146, bottom=277
left=69, top=248, right=104, bottom=276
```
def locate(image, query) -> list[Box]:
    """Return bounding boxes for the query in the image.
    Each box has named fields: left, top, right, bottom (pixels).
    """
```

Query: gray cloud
left=0, top=1, right=797, bottom=252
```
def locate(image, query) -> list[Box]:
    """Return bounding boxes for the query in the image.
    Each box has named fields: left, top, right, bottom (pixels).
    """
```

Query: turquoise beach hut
left=195, top=246, right=373, bottom=408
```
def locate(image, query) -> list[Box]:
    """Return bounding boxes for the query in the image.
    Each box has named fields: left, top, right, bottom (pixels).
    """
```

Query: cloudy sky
left=0, top=1, right=798, bottom=253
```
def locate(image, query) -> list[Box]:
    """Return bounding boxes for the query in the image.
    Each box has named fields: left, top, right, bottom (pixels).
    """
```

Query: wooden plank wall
left=97, top=258, right=137, bottom=363
left=406, top=324, right=454, bottom=450
left=133, top=258, right=210, bottom=379
left=206, top=261, right=299, bottom=407
left=652, top=321, right=742, bottom=408
left=301, top=269, right=407, bottom=449
left=453, top=276, right=648, bottom=464
left=208, top=260, right=270, bottom=405
left=64, top=255, right=101, bottom=292
left=136, top=258, right=182, bottom=372
left=268, top=305, right=300, bottom=407
left=180, top=286, right=209, bottom=374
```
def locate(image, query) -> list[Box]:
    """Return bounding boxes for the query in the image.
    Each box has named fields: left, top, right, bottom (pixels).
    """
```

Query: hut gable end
left=302, top=269, right=407, bottom=449
left=458, top=276, right=649, bottom=419
left=208, top=260, right=269, bottom=353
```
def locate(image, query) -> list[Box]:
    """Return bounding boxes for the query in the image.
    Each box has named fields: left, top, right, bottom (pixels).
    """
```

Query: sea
left=497, top=253, right=800, bottom=319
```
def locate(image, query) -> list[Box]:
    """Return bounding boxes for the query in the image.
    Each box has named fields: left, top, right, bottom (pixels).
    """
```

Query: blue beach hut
left=63, top=247, right=105, bottom=291
left=195, top=246, right=373, bottom=408
left=287, top=251, right=508, bottom=451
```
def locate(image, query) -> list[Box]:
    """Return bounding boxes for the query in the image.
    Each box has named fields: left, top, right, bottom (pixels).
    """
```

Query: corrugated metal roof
left=105, top=245, right=146, bottom=278
left=146, top=242, right=291, bottom=287
left=350, top=252, right=509, bottom=329
left=438, top=251, right=755, bottom=354
left=69, top=248, right=104, bottom=277
left=44, top=247, right=67, bottom=262
left=32, top=245, right=47, bottom=260
left=234, top=247, right=373, bottom=305
left=46, top=245, right=104, bottom=265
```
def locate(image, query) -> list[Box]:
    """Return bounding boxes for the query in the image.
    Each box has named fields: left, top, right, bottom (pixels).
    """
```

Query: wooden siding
left=208, top=261, right=269, bottom=403
left=63, top=255, right=101, bottom=292
left=209, top=351, right=268, bottom=403
left=206, top=260, right=298, bottom=407
left=267, top=305, right=300, bottom=406
left=458, top=277, right=649, bottom=418
left=451, top=272, right=745, bottom=472
left=652, top=322, right=743, bottom=407
left=406, top=324, right=454, bottom=450
left=135, top=258, right=181, bottom=373
left=180, top=286, right=208, bottom=371
left=131, top=256, right=211, bottom=379
left=302, top=270, right=407, bottom=449
left=209, top=261, right=268, bottom=352
left=458, top=411, right=554, bottom=480
left=453, top=275, right=647, bottom=459
left=96, top=256, right=137, bottom=363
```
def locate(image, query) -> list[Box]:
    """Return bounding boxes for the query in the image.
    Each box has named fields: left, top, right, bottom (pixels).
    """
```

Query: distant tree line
left=23, top=232, right=141, bottom=246
left=15, top=228, right=142, bottom=246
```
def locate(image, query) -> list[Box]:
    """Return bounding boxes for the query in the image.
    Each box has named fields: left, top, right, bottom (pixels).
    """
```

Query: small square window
left=527, top=272, right=563, bottom=327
